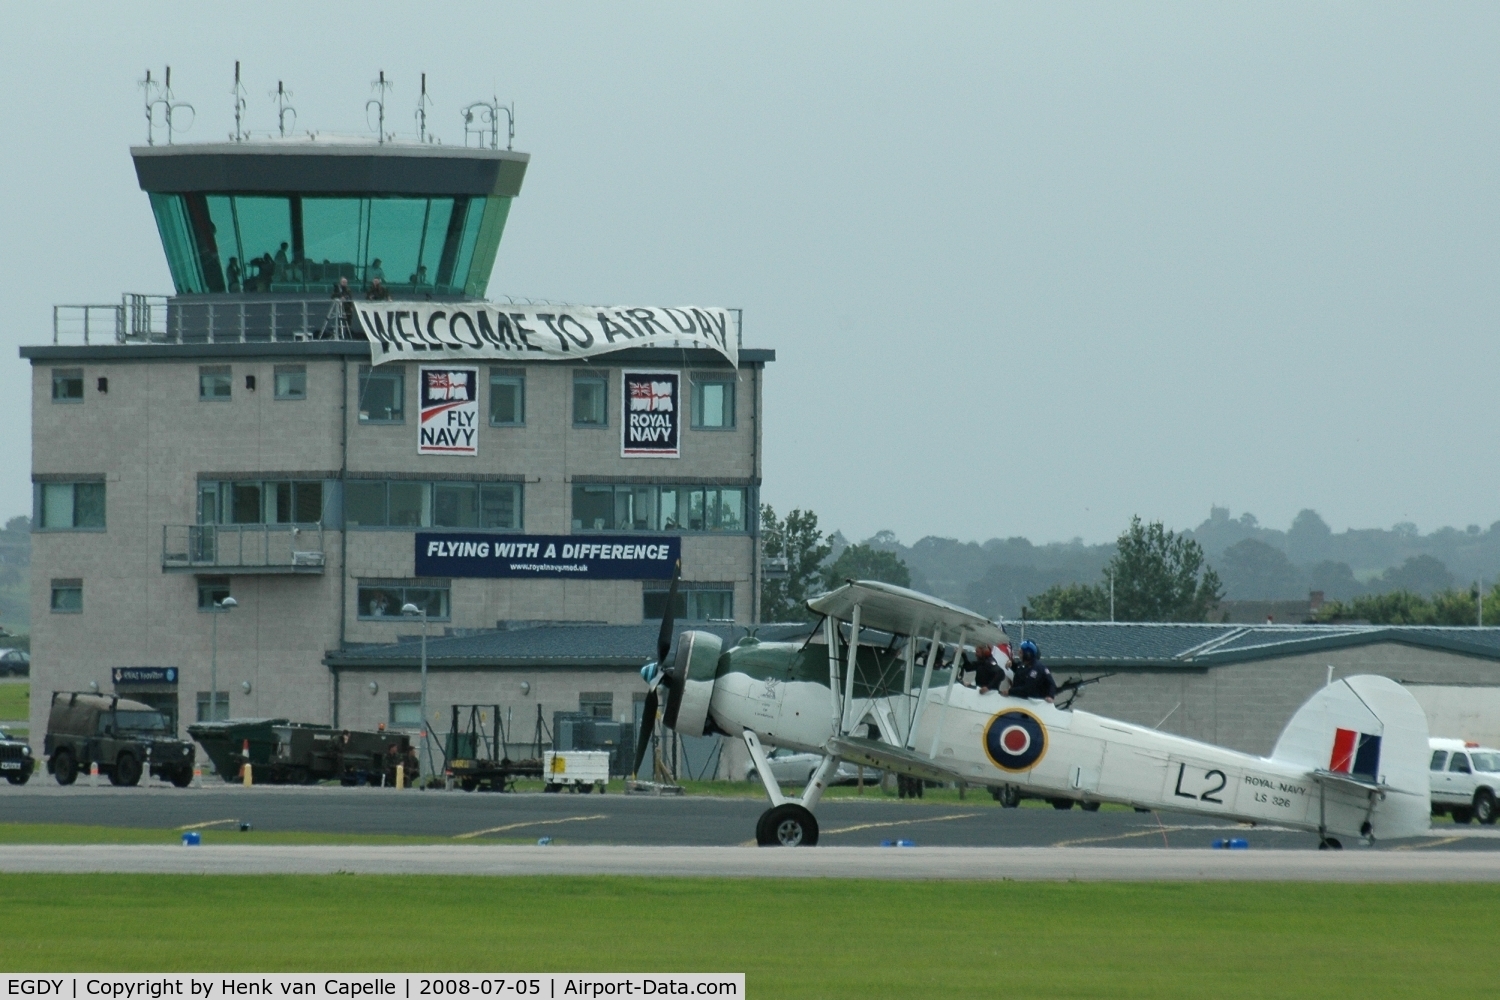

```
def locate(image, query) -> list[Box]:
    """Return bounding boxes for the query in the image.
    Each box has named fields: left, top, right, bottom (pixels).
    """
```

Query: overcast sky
left=2, top=3, right=1496, bottom=545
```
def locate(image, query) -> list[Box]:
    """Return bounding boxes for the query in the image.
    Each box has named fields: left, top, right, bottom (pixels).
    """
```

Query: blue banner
left=414, top=533, right=680, bottom=580
left=112, top=667, right=178, bottom=685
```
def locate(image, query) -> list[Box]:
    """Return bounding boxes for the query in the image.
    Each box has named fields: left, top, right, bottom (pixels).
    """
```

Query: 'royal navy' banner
left=418, top=367, right=479, bottom=456
left=622, top=370, right=680, bottom=458
left=415, top=533, right=680, bottom=579
left=356, top=304, right=737, bottom=369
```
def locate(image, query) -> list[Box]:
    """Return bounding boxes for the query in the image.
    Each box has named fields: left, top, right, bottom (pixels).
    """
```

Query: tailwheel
left=756, top=804, right=819, bottom=847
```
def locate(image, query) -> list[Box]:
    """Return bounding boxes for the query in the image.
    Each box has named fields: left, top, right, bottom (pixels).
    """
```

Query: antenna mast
left=367, top=70, right=392, bottom=144
left=143, top=65, right=194, bottom=146
left=271, top=80, right=296, bottom=138
left=415, top=72, right=433, bottom=143
left=461, top=96, right=514, bottom=151
left=231, top=62, right=248, bottom=141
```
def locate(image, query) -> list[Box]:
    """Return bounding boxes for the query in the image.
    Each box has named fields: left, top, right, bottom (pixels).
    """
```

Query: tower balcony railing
left=55, top=294, right=361, bottom=345
left=162, top=523, right=326, bottom=574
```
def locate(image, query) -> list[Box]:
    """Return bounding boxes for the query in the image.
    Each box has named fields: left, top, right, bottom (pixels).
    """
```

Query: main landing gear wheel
left=1050, top=798, right=1074, bottom=810
left=52, top=750, right=77, bottom=786
left=756, top=804, right=819, bottom=847
left=990, top=785, right=1021, bottom=808
left=1080, top=801, right=1101, bottom=812
left=1318, top=837, right=1343, bottom=850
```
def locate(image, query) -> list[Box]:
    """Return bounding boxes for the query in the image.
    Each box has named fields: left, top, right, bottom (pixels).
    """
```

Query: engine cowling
left=663, top=630, right=722, bottom=738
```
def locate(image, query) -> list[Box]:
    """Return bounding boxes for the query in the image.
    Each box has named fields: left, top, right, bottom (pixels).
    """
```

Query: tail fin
left=1271, top=675, right=1431, bottom=839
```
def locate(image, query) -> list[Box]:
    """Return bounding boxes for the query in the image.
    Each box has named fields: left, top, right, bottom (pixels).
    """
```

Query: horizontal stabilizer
left=1310, top=769, right=1386, bottom=795
left=828, top=735, right=963, bottom=784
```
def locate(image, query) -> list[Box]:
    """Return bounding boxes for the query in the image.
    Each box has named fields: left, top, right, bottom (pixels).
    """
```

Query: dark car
left=44, top=691, right=195, bottom=787
left=0, top=649, right=28, bottom=677
left=0, top=725, right=34, bottom=784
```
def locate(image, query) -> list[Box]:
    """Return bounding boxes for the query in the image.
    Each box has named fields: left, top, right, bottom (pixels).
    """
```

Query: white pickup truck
left=542, top=750, right=610, bottom=793
left=1429, top=738, right=1500, bottom=825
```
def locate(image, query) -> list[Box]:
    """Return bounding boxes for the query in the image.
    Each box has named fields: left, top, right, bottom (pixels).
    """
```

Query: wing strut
left=840, top=602, right=862, bottom=735
left=823, top=615, right=842, bottom=740
left=927, top=628, right=967, bottom=759
left=905, top=626, right=942, bottom=750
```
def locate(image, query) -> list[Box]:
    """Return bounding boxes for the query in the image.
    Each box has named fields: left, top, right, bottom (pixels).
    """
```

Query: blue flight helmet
left=1019, top=640, right=1039, bottom=664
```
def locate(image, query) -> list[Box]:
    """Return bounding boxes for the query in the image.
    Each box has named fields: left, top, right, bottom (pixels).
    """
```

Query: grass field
left=0, top=874, right=1493, bottom=997
left=0, top=680, right=27, bottom=721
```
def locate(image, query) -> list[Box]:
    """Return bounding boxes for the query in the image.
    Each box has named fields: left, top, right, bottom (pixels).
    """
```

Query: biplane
left=635, top=578, right=1432, bottom=848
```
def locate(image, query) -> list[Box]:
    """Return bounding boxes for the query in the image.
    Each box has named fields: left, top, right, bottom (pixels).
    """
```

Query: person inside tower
left=366, top=277, right=391, bottom=301
left=1008, top=640, right=1057, bottom=702
left=225, top=257, right=241, bottom=292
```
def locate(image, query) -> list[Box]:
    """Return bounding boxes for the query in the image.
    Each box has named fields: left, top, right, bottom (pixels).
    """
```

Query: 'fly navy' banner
left=356, top=304, right=738, bottom=370
left=415, top=533, right=680, bottom=579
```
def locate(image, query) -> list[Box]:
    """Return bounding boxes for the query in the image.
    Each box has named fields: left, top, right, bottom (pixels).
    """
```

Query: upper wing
left=807, top=580, right=1009, bottom=646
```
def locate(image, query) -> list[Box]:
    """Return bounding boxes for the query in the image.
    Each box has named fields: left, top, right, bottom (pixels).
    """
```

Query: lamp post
left=210, top=596, right=237, bottom=722
left=401, top=601, right=429, bottom=781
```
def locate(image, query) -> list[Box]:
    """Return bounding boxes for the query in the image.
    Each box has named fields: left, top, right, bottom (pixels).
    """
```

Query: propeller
left=633, top=561, right=681, bottom=776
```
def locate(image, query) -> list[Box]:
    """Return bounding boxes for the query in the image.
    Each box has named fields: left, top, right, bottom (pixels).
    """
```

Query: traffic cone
left=89, top=760, right=99, bottom=787
left=192, top=766, right=202, bottom=787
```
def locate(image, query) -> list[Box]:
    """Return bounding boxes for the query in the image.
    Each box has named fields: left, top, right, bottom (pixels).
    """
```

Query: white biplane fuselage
left=639, top=580, right=1432, bottom=847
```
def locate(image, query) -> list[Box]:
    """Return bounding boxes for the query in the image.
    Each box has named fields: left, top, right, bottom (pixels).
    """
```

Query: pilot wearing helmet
left=1008, top=640, right=1057, bottom=702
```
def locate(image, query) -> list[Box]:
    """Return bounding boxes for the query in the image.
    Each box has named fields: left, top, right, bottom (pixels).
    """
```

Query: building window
left=389, top=693, right=423, bottom=729
left=52, top=369, right=84, bottom=403
left=579, top=692, right=614, bottom=719
left=198, top=481, right=324, bottom=524
left=691, top=376, right=735, bottom=429
left=644, top=586, right=734, bottom=621
left=195, top=692, right=230, bottom=723
left=358, top=365, right=404, bottom=422
left=358, top=580, right=451, bottom=621
left=573, top=372, right=608, bottom=427
left=38, top=482, right=106, bottom=530
left=197, top=577, right=232, bottom=610
left=344, top=481, right=521, bottom=529
left=489, top=369, right=525, bottom=426
left=274, top=365, right=307, bottom=400
left=571, top=484, right=747, bottom=533
left=199, top=366, right=232, bottom=400
left=50, top=579, right=83, bottom=613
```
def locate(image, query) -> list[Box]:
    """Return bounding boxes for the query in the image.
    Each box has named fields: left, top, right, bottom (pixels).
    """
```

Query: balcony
left=162, top=524, right=326, bottom=574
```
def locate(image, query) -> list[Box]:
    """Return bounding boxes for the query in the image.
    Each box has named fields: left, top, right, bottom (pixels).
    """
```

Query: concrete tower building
left=24, top=137, right=772, bottom=768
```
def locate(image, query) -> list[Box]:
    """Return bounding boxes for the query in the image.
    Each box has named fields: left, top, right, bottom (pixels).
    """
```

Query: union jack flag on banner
left=622, top=370, right=680, bottom=458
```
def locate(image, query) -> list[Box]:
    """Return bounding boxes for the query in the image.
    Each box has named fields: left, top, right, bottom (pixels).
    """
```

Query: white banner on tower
left=355, top=303, right=737, bottom=369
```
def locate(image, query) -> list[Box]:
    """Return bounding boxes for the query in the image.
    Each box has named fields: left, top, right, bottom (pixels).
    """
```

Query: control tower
left=130, top=139, right=528, bottom=339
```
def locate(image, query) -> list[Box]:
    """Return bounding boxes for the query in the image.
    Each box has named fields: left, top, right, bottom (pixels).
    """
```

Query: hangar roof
left=1006, top=621, right=1500, bottom=669
left=326, top=622, right=814, bottom=671
left=326, top=620, right=1500, bottom=672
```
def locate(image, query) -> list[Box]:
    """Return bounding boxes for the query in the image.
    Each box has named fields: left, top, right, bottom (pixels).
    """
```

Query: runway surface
left=4, top=780, right=1496, bottom=851
left=4, top=843, right=1500, bottom=880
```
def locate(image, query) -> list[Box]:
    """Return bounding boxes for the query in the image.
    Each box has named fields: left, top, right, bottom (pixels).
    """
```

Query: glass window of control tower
left=149, top=192, right=510, bottom=297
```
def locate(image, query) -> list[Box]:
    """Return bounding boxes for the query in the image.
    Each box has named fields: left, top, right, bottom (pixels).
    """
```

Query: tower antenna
left=143, top=65, right=194, bottom=146
left=367, top=70, right=392, bottom=144
left=461, top=95, right=513, bottom=151
left=231, top=61, right=248, bottom=142
left=415, top=72, right=433, bottom=143
left=271, top=80, right=296, bottom=138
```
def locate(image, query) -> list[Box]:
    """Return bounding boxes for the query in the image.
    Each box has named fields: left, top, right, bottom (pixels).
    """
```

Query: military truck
left=188, top=718, right=419, bottom=786
left=44, top=692, right=196, bottom=787
left=0, top=725, right=35, bottom=785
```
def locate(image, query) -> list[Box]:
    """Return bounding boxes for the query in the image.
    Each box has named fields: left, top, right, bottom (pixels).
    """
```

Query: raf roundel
left=984, top=709, right=1047, bottom=772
